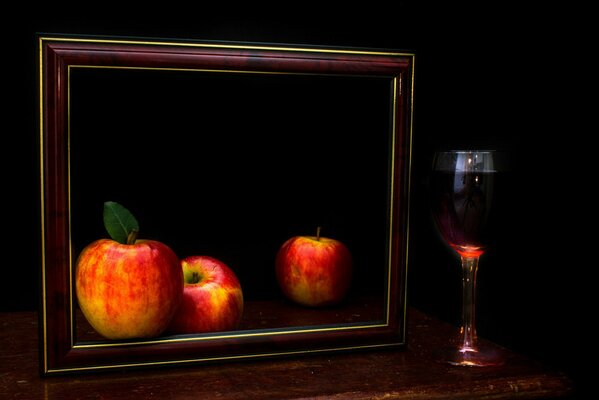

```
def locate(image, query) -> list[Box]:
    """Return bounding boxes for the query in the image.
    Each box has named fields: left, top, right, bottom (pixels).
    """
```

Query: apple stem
left=126, top=229, right=139, bottom=245
left=316, top=226, right=321, bottom=241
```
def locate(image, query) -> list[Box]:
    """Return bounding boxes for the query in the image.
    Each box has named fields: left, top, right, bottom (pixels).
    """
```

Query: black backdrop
left=68, top=68, right=391, bottom=301
left=2, top=2, right=587, bottom=394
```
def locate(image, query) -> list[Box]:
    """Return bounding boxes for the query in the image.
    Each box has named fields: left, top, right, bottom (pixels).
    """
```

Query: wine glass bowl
left=429, top=150, right=505, bottom=367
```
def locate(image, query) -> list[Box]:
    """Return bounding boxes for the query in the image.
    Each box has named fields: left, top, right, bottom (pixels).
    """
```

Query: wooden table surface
left=1, top=308, right=574, bottom=399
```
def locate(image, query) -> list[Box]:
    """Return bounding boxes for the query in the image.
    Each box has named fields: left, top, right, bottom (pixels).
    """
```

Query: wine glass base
left=434, top=344, right=506, bottom=367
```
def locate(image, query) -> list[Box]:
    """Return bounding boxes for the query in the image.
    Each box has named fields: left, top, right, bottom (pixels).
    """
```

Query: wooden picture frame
left=38, top=35, right=414, bottom=375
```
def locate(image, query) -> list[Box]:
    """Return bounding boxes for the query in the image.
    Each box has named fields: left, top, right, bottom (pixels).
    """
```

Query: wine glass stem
left=460, top=256, right=479, bottom=352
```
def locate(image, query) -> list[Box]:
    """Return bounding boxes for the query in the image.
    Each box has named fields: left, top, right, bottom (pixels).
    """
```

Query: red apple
left=75, top=239, right=183, bottom=339
left=275, top=228, right=353, bottom=307
left=168, top=256, right=244, bottom=334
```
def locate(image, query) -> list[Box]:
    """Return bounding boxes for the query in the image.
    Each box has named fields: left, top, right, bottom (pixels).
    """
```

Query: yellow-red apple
left=275, top=228, right=353, bottom=307
left=167, top=256, right=244, bottom=334
left=75, top=239, right=183, bottom=339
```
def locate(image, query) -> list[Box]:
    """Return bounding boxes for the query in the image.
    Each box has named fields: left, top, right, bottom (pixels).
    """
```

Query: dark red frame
left=39, top=36, right=414, bottom=375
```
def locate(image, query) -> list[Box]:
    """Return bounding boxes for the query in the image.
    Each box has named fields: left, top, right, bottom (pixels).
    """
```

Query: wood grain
left=1, top=308, right=574, bottom=399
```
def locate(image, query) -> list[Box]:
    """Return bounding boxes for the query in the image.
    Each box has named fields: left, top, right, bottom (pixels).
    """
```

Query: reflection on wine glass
left=430, top=150, right=505, bottom=366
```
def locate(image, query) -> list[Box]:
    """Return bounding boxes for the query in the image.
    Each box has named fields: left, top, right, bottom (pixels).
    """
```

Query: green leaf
left=103, top=201, right=139, bottom=244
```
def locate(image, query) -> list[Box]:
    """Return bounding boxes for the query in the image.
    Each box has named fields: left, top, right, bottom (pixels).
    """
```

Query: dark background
left=2, top=1, right=587, bottom=394
left=69, top=68, right=391, bottom=301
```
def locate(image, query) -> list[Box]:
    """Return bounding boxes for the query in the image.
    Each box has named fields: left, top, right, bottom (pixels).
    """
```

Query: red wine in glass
left=430, top=150, right=505, bottom=366
left=430, top=170, right=495, bottom=258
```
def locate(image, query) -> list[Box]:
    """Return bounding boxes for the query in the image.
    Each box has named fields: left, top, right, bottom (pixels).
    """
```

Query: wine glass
left=429, top=150, right=505, bottom=366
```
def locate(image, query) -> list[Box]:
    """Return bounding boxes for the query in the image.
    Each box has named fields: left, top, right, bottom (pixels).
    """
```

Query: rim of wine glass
left=438, top=150, right=497, bottom=153
left=432, top=150, right=508, bottom=171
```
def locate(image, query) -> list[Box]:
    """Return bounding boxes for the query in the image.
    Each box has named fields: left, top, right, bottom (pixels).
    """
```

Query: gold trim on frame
left=38, top=36, right=48, bottom=374
left=66, top=64, right=397, bottom=348
left=40, top=35, right=414, bottom=57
